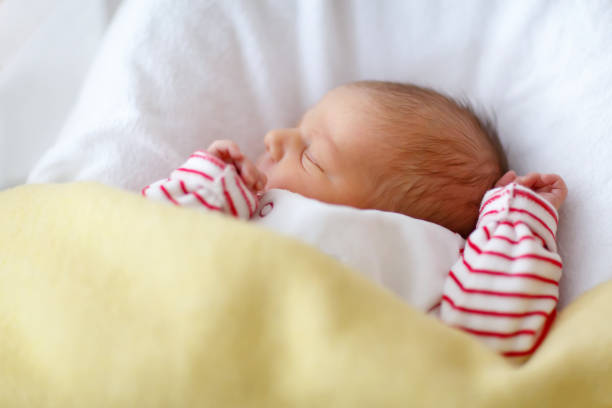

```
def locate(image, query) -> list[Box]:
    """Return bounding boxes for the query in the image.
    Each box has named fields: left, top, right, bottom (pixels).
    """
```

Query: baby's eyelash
left=300, top=148, right=309, bottom=170
left=302, top=149, right=324, bottom=172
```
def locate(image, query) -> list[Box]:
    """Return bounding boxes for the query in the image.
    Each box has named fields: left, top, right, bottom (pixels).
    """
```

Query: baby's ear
left=494, top=170, right=517, bottom=188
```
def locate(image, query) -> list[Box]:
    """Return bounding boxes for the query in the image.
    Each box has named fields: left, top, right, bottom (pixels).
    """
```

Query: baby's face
left=256, top=86, right=381, bottom=208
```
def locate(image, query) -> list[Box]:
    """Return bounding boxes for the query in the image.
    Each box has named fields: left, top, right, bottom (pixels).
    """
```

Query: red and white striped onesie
left=143, top=151, right=561, bottom=358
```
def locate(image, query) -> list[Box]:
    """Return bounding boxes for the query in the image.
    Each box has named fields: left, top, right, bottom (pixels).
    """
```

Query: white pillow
left=28, top=0, right=612, bottom=307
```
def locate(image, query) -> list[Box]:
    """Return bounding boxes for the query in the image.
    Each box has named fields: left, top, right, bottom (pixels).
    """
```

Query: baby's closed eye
left=302, top=149, right=324, bottom=173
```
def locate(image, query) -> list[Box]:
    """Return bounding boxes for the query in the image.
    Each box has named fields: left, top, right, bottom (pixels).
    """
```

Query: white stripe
left=222, top=168, right=253, bottom=219
left=184, top=153, right=225, bottom=178
left=477, top=332, right=538, bottom=353
left=440, top=302, right=548, bottom=333
left=472, top=226, right=562, bottom=262
left=443, top=279, right=558, bottom=314
left=451, top=262, right=560, bottom=297
left=170, top=168, right=215, bottom=185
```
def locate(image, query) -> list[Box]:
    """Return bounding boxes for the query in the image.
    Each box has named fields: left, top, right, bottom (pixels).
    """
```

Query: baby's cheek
left=262, top=169, right=287, bottom=191
left=265, top=169, right=309, bottom=196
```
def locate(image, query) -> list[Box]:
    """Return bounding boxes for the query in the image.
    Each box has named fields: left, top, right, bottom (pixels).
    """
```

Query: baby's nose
left=264, top=129, right=288, bottom=161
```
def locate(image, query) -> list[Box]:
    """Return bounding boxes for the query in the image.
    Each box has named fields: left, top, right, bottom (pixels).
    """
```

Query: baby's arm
left=142, top=142, right=263, bottom=219
left=439, top=172, right=567, bottom=358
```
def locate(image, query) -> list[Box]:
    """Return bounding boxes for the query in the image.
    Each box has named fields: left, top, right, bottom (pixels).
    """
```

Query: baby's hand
left=207, top=140, right=267, bottom=192
left=495, top=170, right=568, bottom=211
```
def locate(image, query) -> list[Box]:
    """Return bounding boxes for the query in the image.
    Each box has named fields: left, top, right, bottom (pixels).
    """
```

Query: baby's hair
left=346, top=80, right=507, bottom=237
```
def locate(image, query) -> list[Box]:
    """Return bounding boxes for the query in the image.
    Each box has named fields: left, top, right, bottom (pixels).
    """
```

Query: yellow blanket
left=1, top=183, right=610, bottom=407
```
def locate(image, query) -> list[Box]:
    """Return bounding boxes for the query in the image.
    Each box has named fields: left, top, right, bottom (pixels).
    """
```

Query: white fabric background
left=22, top=0, right=612, bottom=307
left=0, top=0, right=121, bottom=189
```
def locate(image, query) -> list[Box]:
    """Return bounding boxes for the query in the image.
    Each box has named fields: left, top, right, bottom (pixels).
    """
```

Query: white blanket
left=27, top=0, right=612, bottom=307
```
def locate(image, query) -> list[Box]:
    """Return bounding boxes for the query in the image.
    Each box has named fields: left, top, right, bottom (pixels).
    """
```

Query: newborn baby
left=143, top=81, right=567, bottom=358
left=213, top=81, right=507, bottom=236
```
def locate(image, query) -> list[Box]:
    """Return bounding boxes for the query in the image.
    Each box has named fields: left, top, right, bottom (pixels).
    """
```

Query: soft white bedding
left=0, top=0, right=122, bottom=189
left=26, top=0, right=612, bottom=307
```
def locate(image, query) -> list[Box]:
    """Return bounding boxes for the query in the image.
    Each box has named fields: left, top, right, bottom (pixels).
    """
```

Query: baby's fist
left=207, top=140, right=267, bottom=193
left=495, top=170, right=567, bottom=211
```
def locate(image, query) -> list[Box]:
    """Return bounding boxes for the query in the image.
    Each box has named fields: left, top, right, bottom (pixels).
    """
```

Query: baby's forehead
left=315, top=85, right=416, bottom=132
left=310, top=83, right=495, bottom=162
left=311, top=86, right=376, bottom=119
left=301, top=88, right=381, bottom=139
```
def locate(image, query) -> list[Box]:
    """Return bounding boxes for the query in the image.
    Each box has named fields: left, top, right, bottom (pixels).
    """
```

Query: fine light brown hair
left=348, top=80, right=507, bottom=237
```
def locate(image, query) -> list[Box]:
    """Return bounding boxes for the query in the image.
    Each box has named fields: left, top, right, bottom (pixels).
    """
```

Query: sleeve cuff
left=156, top=151, right=258, bottom=220
left=218, top=166, right=258, bottom=219
left=170, top=151, right=228, bottom=181
left=477, top=183, right=559, bottom=252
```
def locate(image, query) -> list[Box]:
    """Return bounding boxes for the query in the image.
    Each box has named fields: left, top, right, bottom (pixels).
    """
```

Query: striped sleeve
left=439, top=182, right=562, bottom=358
left=141, top=151, right=257, bottom=220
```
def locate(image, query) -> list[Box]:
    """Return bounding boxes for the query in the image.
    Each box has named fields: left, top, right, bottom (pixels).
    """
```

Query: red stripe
left=479, top=185, right=557, bottom=224
left=480, top=189, right=509, bottom=212
left=497, top=221, right=546, bottom=246
left=483, top=223, right=537, bottom=244
left=191, top=191, right=222, bottom=211
left=458, top=326, right=536, bottom=338
left=441, top=295, right=549, bottom=318
left=502, top=310, right=557, bottom=357
left=141, top=185, right=150, bottom=196
left=234, top=176, right=254, bottom=218
left=508, top=208, right=555, bottom=240
left=428, top=301, right=442, bottom=313
left=460, top=257, right=559, bottom=286
left=496, top=220, right=529, bottom=228
left=514, top=189, right=558, bottom=223
left=160, top=185, right=179, bottom=205
left=176, top=167, right=213, bottom=181
left=449, top=270, right=558, bottom=300
left=466, top=238, right=562, bottom=267
left=179, top=180, right=188, bottom=195
left=221, top=177, right=238, bottom=217
left=491, top=234, right=536, bottom=245
left=189, top=153, right=226, bottom=169
left=481, top=208, right=502, bottom=218
left=483, top=225, right=491, bottom=240
left=481, top=209, right=555, bottom=241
